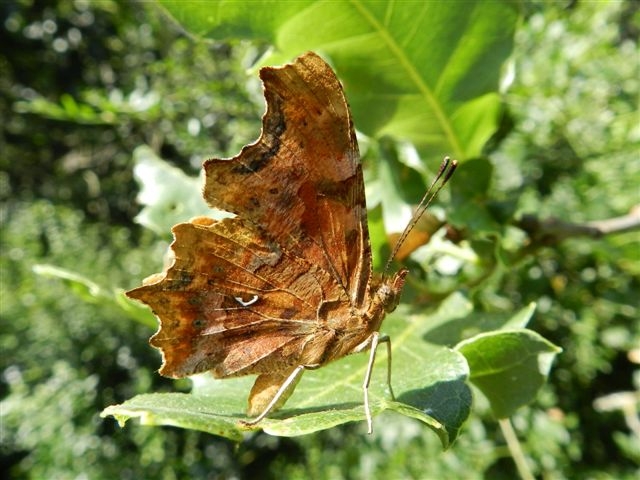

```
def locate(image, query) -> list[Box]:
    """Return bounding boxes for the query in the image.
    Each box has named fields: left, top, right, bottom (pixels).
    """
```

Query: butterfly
left=127, top=51, right=456, bottom=433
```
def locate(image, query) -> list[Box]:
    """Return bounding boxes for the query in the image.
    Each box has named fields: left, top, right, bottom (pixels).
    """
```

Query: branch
left=516, top=205, right=640, bottom=246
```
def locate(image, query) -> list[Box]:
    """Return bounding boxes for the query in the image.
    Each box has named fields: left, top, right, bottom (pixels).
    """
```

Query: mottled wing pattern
left=203, top=52, right=372, bottom=306
left=128, top=216, right=345, bottom=378
left=127, top=52, right=373, bottom=381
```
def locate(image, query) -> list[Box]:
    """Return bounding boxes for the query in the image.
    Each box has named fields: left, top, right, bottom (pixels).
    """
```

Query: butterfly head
left=380, top=268, right=409, bottom=314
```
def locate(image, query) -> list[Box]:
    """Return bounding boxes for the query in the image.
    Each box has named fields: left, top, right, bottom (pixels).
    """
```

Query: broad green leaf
left=103, top=299, right=472, bottom=446
left=131, top=145, right=216, bottom=236
left=157, top=0, right=519, bottom=163
left=456, top=329, right=562, bottom=419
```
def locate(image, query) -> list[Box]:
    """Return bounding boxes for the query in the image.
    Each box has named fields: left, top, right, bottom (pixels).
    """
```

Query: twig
left=516, top=205, right=640, bottom=246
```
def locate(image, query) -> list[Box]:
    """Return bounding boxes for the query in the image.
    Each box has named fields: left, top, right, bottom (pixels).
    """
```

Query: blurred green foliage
left=1, top=1, right=638, bottom=479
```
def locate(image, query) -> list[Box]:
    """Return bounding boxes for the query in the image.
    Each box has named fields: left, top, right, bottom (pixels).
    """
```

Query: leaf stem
left=498, top=418, right=535, bottom=480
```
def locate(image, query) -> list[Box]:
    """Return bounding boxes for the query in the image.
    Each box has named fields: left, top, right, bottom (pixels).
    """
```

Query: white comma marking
left=234, top=294, right=259, bottom=307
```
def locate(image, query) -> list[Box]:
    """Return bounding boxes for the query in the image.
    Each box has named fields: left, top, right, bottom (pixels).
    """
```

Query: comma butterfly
left=127, top=52, right=456, bottom=433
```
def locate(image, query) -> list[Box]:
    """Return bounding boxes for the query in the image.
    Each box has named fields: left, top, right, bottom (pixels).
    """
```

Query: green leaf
left=131, top=146, right=215, bottom=236
left=15, top=94, right=108, bottom=125
left=503, top=303, right=537, bottom=329
left=456, top=329, right=562, bottom=419
left=102, top=299, right=471, bottom=446
left=32, top=264, right=158, bottom=328
left=424, top=300, right=538, bottom=346
left=157, top=0, right=519, bottom=162
left=102, top=391, right=247, bottom=442
left=448, top=157, right=500, bottom=234
left=33, top=264, right=108, bottom=302
left=114, top=289, right=158, bottom=329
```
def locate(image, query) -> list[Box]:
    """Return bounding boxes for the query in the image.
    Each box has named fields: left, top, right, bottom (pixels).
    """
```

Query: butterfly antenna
left=383, top=156, right=458, bottom=276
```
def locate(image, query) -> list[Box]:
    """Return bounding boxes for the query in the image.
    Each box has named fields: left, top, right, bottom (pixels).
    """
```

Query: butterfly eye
left=234, top=294, right=259, bottom=307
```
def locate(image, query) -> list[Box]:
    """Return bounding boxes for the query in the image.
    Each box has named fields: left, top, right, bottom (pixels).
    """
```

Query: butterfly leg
left=241, top=365, right=306, bottom=427
left=362, top=331, right=395, bottom=434
left=379, top=334, right=395, bottom=401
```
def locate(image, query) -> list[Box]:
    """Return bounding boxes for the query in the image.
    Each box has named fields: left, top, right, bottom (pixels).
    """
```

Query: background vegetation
left=1, top=1, right=638, bottom=479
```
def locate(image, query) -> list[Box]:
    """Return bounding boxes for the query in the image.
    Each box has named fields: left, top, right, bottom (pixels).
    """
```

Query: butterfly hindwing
left=127, top=216, right=345, bottom=377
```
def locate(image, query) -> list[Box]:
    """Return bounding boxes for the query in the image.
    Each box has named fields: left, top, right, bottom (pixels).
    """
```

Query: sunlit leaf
left=158, top=0, right=519, bottom=163
left=456, top=328, right=562, bottom=418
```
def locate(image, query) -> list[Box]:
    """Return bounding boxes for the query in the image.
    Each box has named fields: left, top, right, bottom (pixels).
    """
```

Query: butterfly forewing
left=202, top=54, right=373, bottom=305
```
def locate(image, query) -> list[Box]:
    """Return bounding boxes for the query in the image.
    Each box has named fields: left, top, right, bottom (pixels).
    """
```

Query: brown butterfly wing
left=203, top=52, right=372, bottom=306
left=128, top=52, right=373, bottom=382
left=128, top=216, right=347, bottom=378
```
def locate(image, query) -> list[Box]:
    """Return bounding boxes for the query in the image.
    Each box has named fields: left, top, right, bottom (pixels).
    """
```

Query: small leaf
left=449, top=158, right=500, bottom=234
left=424, top=300, right=538, bottom=346
left=60, top=93, right=80, bottom=116
left=455, top=329, right=562, bottom=418
left=503, top=302, right=537, bottom=329
left=32, top=264, right=157, bottom=328
left=33, top=264, right=106, bottom=302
